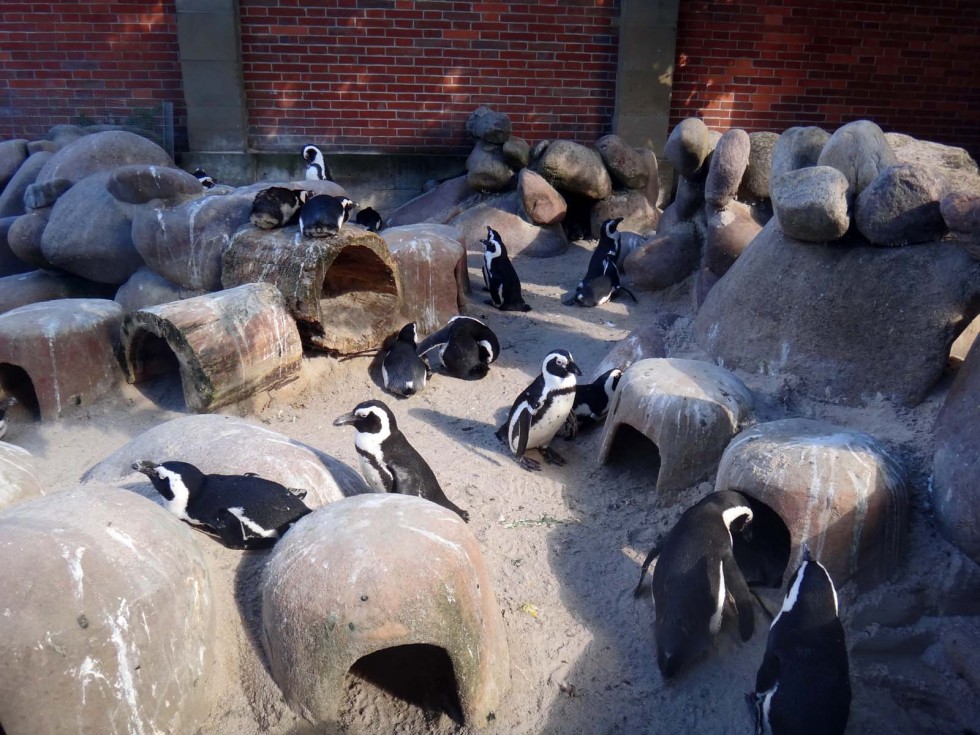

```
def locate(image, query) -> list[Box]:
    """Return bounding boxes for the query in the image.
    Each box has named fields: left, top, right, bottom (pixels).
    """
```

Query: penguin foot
left=540, top=447, right=566, bottom=466
left=517, top=456, right=541, bottom=472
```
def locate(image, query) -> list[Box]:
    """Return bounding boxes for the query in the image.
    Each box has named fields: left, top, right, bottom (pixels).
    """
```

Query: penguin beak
left=569, top=361, right=583, bottom=376
left=132, top=460, right=158, bottom=475
left=333, top=412, right=356, bottom=427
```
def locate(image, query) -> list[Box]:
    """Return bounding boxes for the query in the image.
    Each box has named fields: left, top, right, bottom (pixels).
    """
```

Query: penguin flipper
left=632, top=542, right=662, bottom=598
left=753, top=647, right=781, bottom=695
left=512, top=407, right=531, bottom=460
left=723, top=553, right=756, bottom=641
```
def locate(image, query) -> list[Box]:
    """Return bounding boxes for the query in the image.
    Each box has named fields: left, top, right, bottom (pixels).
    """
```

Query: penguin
left=747, top=548, right=851, bottom=735
left=0, top=396, right=17, bottom=440
left=381, top=322, right=430, bottom=397
left=250, top=187, right=314, bottom=229
left=355, top=206, right=384, bottom=232
left=193, top=168, right=216, bottom=189
left=303, top=144, right=333, bottom=182
left=299, top=195, right=356, bottom=237
left=416, top=315, right=500, bottom=380
left=495, top=349, right=582, bottom=471
left=481, top=226, right=532, bottom=312
left=132, top=460, right=311, bottom=550
left=333, top=400, right=469, bottom=521
left=584, top=217, right=624, bottom=282
left=632, top=490, right=757, bottom=680
left=566, top=257, right=637, bottom=308
left=560, top=368, right=623, bottom=439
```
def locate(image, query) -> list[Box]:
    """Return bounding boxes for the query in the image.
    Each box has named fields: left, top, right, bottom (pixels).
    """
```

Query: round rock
left=466, top=141, right=515, bottom=192
left=817, top=119, right=898, bottom=199
left=770, top=165, right=851, bottom=242
left=107, top=164, right=204, bottom=204
left=739, top=131, right=779, bottom=202
left=704, top=201, right=763, bottom=277
left=716, top=418, right=909, bottom=586
left=502, top=136, right=530, bottom=170
left=6, top=209, right=53, bottom=269
left=664, top=117, right=713, bottom=179
left=0, top=269, right=116, bottom=315
left=518, top=168, right=567, bottom=226
left=0, top=150, right=52, bottom=218
left=465, top=105, right=512, bottom=144
left=0, top=139, right=29, bottom=192
left=941, top=191, right=980, bottom=234
left=0, top=441, right=41, bottom=512
left=33, top=130, right=175, bottom=188
left=591, top=324, right=667, bottom=380
left=624, top=221, right=701, bottom=291
left=113, top=266, right=207, bottom=312
left=855, top=163, right=948, bottom=246
left=386, top=175, right=477, bottom=229
left=0, top=216, right=32, bottom=277
left=769, top=126, right=831, bottom=192
left=705, top=128, right=751, bottom=209
left=0, top=484, right=215, bottom=735
left=450, top=201, right=568, bottom=258
left=589, top=189, right=660, bottom=238
left=595, top=134, right=649, bottom=189
left=530, top=139, right=613, bottom=200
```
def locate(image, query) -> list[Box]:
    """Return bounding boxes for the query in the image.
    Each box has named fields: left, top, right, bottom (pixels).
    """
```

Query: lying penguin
left=250, top=186, right=314, bottom=230
left=300, top=194, right=356, bottom=237
left=482, top=226, right=531, bottom=312
left=193, top=168, right=216, bottom=189
left=416, top=315, right=500, bottom=380
left=496, top=349, right=581, bottom=471
left=747, top=548, right=851, bottom=735
left=133, top=460, right=311, bottom=550
left=559, top=368, right=623, bottom=439
left=355, top=206, right=384, bottom=232
left=302, top=144, right=333, bottom=182
left=585, top=217, right=624, bottom=279
left=0, top=396, right=17, bottom=440
left=381, top=322, right=430, bottom=397
left=566, top=257, right=637, bottom=307
left=333, top=400, right=470, bottom=521
left=633, top=490, right=756, bottom=679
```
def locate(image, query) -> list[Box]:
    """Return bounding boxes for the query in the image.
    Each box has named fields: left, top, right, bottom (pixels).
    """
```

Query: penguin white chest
left=355, top=433, right=392, bottom=492
left=528, top=389, right=576, bottom=449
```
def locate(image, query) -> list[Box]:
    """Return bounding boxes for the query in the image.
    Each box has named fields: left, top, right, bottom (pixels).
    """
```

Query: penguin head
left=333, top=399, right=396, bottom=435
left=396, top=322, right=418, bottom=346
left=302, top=145, right=322, bottom=164
left=774, top=547, right=841, bottom=630
left=481, top=227, right=506, bottom=256
left=298, top=190, right=316, bottom=205
left=601, top=217, right=624, bottom=241
left=602, top=368, right=623, bottom=397
left=339, top=197, right=356, bottom=215
left=543, top=349, right=582, bottom=380
left=132, top=460, right=205, bottom=502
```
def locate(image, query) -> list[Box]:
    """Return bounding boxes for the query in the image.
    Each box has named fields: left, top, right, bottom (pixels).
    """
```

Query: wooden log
left=121, top=282, right=302, bottom=412
left=221, top=225, right=403, bottom=354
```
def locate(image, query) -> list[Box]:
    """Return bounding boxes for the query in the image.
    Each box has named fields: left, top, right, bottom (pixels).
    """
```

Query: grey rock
left=0, top=139, right=29, bottom=192
left=6, top=210, right=53, bottom=269
left=518, top=168, right=567, bottom=226
left=855, top=163, right=948, bottom=246
left=672, top=175, right=705, bottom=221
left=589, top=189, right=660, bottom=238
left=595, top=134, right=649, bottom=189
left=886, top=132, right=980, bottom=187
left=465, top=105, right=512, bottom=144
left=502, top=136, right=530, bottom=169
left=450, top=201, right=567, bottom=258
left=739, top=131, right=779, bottom=202
left=0, top=269, right=116, bottom=315
left=114, top=267, right=207, bottom=312
left=817, top=119, right=898, bottom=198
left=638, top=147, right=661, bottom=208
left=387, top=175, right=477, bottom=228
left=695, top=219, right=980, bottom=406
left=0, top=150, right=52, bottom=217
left=26, top=139, right=60, bottom=155
left=664, top=117, right=713, bottom=179
left=0, top=217, right=32, bottom=277
left=703, top=201, right=763, bottom=277
left=941, top=191, right=980, bottom=234
left=107, top=164, right=204, bottom=204
left=769, top=126, right=831, bottom=193
left=624, top=221, right=701, bottom=291
left=23, top=177, right=72, bottom=210
left=466, top=141, right=515, bottom=192
left=770, top=166, right=851, bottom=242
left=705, top=128, right=751, bottom=209
left=591, top=324, right=667, bottom=380
left=531, top=139, right=613, bottom=200
left=34, top=130, right=175, bottom=188
left=41, top=171, right=143, bottom=284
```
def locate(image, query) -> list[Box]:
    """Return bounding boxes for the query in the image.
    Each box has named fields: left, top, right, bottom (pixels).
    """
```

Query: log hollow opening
left=347, top=644, right=463, bottom=726
left=0, top=363, right=40, bottom=419
left=320, top=245, right=399, bottom=345
left=607, top=423, right=662, bottom=480
left=124, top=329, right=186, bottom=409
left=731, top=494, right=791, bottom=589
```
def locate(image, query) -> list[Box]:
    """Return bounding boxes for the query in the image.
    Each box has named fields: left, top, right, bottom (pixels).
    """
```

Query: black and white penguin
left=0, top=396, right=16, bottom=440
left=132, top=460, right=311, bottom=550
left=250, top=187, right=314, bottom=229
left=584, top=217, right=624, bottom=282
left=482, top=226, right=532, bottom=312
left=193, top=168, right=216, bottom=188
left=633, top=490, right=756, bottom=679
left=495, top=349, right=582, bottom=471
left=381, top=322, right=430, bottom=397
left=302, top=144, right=333, bottom=182
left=333, top=400, right=470, bottom=521
left=355, top=206, right=384, bottom=232
left=747, top=548, right=851, bottom=735
left=560, top=368, right=623, bottom=439
left=299, top=195, right=356, bottom=237
left=566, top=257, right=637, bottom=307
left=416, top=315, right=500, bottom=380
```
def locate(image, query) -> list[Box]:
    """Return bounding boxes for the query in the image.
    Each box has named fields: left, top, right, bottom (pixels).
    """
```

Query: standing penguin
left=747, top=548, right=851, bottom=735
left=132, top=460, right=311, bottom=550
left=302, top=144, right=333, bottom=182
left=632, top=490, right=757, bottom=679
left=560, top=368, right=623, bottom=439
left=0, top=396, right=17, bottom=440
left=584, top=217, right=624, bottom=282
left=482, top=226, right=532, bottom=312
left=299, top=195, right=356, bottom=237
left=495, top=349, right=582, bottom=471
left=381, top=322, right=430, bottom=397
left=334, top=400, right=469, bottom=521
left=416, top=315, right=500, bottom=380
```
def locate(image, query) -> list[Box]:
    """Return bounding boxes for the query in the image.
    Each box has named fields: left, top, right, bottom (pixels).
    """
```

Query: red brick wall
left=671, top=0, right=980, bottom=158
left=239, top=0, right=620, bottom=154
left=0, top=1, right=186, bottom=151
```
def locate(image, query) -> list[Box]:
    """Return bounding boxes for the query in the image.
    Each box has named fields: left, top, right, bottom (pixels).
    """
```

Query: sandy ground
left=7, top=238, right=980, bottom=734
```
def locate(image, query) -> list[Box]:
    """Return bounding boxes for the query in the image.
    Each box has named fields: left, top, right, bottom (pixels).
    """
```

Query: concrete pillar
left=175, top=0, right=248, bottom=152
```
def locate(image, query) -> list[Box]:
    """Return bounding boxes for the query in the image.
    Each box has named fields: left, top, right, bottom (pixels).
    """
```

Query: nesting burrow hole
left=0, top=363, right=39, bottom=419
left=122, top=329, right=186, bottom=409
left=317, top=244, right=400, bottom=348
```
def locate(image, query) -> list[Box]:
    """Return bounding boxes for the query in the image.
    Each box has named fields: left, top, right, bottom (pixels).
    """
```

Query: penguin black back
left=748, top=550, right=851, bottom=735
left=416, top=316, right=500, bottom=380
left=481, top=226, right=531, bottom=312
left=355, top=206, right=384, bottom=232
left=633, top=490, right=757, bottom=679
left=299, top=195, right=355, bottom=237
left=382, top=322, right=429, bottom=397
left=333, top=400, right=469, bottom=521
left=567, top=258, right=637, bottom=308
left=250, top=187, right=312, bottom=230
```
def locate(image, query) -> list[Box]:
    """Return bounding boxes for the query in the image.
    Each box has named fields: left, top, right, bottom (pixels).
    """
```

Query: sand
left=7, top=239, right=980, bottom=734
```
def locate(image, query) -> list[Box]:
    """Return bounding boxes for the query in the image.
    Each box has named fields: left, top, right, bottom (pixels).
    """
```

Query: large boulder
left=589, top=190, right=660, bottom=238
left=465, top=105, right=511, bottom=144
left=886, top=132, right=980, bottom=190
left=0, top=216, right=32, bottom=277
left=5, top=209, right=52, bottom=269
left=705, top=128, right=751, bottom=209
left=0, top=484, right=215, bottom=735
left=518, top=168, right=567, bottom=226
left=0, top=442, right=41, bottom=512
left=450, top=201, right=568, bottom=258
left=466, top=141, right=515, bottom=192
left=855, top=163, right=949, bottom=246
left=40, top=171, right=143, bottom=284
left=817, top=119, right=898, bottom=198
left=32, top=130, right=175, bottom=188
left=739, top=131, right=779, bottom=202
left=595, top=134, right=649, bottom=189
left=695, top=219, right=980, bottom=406
left=106, top=164, right=204, bottom=204
left=624, top=221, right=701, bottom=291
left=591, top=324, right=668, bottom=380
left=386, top=175, right=476, bottom=228
left=933, top=340, right=980, bottom=566
left=0, top=139, right=29, bottom=192
left=664, top=117, right=713, bottom=179
left=113, top=267, right=207, bottom=312
left=531, top=140, right=613, bottom=200
left=769, top=126, right=831, bottom=192
left=703, top=201, right=763, bottom=277
left=82, top=413, right=367, bottom=505
left=0, top=150, right=52, bottom=217
left=0, top=269, right=116, bottom=315
left=770, top=165, right=851, bottom=242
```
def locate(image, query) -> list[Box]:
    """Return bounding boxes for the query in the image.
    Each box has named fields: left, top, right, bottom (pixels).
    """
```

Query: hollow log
left=221, top=226, right=403, bottom=354
left=121, top=282, right=302, bottom=412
